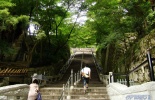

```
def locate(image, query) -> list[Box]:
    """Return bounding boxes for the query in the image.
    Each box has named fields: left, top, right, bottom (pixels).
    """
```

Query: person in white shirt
left=27, top=79, right=39, bottom=100
left=81, top=64, right=91, bottom=93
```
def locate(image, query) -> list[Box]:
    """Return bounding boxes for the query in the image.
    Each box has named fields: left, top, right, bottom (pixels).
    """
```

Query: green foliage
left=0, top=9, right=10, bottom=31
left=69, top=24, right=96, bottom=47
left=85, top=0, right=155, bottom=73
left=17, top=15, right=29, bottom=29
left=0, top=40, right=16, bottom=56
left=17, top=15, right=29, bottom=23
left=5, top=16, right=18, bottom=27
left=146, top=11, right=155, bottom=31
left=122, top=1, right=151, bottom=35
left=0, top=0, right=30, bottom=60
left=0, top=1, right=29, bottom=31
left=0, top=0, right=15, bottom=9
left=29, top=34, right=70, bottom=66
left=0, top=9, right=10, bottom=18
left=36, top=30, right=46, bottom=40
left=100, top=33, right=121, bottom=49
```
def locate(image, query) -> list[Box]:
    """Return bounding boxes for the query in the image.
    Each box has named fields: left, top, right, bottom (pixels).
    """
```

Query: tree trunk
left=105, top=44, right=110, bottom=73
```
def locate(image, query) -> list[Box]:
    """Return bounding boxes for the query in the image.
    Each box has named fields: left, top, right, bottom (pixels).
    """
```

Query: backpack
left=37, top=92, right=42, bottom=100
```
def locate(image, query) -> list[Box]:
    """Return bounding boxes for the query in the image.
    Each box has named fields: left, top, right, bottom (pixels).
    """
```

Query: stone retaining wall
left=0, top=84, right=29, bottom=100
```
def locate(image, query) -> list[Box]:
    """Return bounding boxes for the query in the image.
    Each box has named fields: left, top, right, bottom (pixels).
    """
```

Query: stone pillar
left=109, top=72, right=114, bottom=83
left=70, top=69, right=74, bottom=89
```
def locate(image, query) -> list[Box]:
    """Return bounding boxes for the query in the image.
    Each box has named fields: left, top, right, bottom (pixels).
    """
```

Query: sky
left=72, top=11, right=87, bottom=25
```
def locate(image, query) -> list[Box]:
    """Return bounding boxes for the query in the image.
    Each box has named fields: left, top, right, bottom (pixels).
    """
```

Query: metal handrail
left=59, top=69, right=81, bottom=100
left=59, top=52, right=84, bottom=100
left=45, top=54, right=75, bottom=84
left=110, top=60, right=148, bottom=86
left=91, top=51, right=105, bottom=82
left=59, top=53, right=75, bottom=75
left=128, top=60, right=147, bottom=74
left=59, top=75, right=71, bottom=100
left=92, top=50, right=155, bottom=87
left=109, top=52, right=155, bottom=87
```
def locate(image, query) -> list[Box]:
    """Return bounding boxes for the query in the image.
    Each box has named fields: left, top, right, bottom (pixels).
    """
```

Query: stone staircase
left=69, top=87, right=109, bottom=100
left=39, top=53, right=110, bottom=100
left=40, top=87, right=109, bottom=100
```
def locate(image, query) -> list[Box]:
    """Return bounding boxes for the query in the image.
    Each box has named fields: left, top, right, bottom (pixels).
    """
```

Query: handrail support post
left=109, top=72, right=113, bottom=83
left=70, top=69, right=74, bottom=89
left=147, top=52, right=155, bottom=81
left=126, top=74, right=130, bottom=87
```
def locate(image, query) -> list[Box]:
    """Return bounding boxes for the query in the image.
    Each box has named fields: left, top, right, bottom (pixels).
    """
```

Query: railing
left=92, top=51, right=107, bottom=84
left=59, top=52, right=84, bottom=100
left=0, top=84, right=29, bottom=100
left=109, top=73, right=135, bottom=86
left=92, top=49, right=135, bottom=86
left=0, top=67, right=28, bottom=77
left=116, top=78, right=134, bottom=86
left=45, top=53, right=75, bottom=84
left=59, top=69, right=81, bottom=100
left=31, top=53, right=76, bottom=87
left=31, top=48, right=96, bottom=86
left=109, top=52, right=155, bottom=87
left=71, top=48, right=95, bottom=53
left=60, top=74, right=72, bottom=100
left=92, top=51, right=155, bottom=87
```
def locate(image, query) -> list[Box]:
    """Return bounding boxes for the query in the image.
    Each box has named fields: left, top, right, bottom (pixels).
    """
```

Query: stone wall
left=129, top=31, right=155, bottom=84
left=0, top=84, right=29, bottom=100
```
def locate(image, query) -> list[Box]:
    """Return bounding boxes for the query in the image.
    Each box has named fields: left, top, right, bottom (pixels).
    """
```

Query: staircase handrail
left=109, top=52, right=155, bottom=87
left=59, top=73, right=72, bottom=100
left=91, top=51, right=105, bottom=83
left=45, top=53, right=75, bottom=83
left=59, top=52, right=84, bottom=100
left=58, top=69, right=81, bottom=100
left=59, top=53, right=75, bottom=75
left=110, top=59, right=148, bottom=86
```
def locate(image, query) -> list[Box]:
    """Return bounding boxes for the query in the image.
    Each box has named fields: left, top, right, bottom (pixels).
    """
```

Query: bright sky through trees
left=72, top=11, right=87, bottom=25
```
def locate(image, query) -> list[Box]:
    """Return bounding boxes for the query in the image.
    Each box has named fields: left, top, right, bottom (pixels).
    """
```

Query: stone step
left=45, top=81, right=105, bottom=87
left=40, top=87, right=109, bottom=100
left=64, top=98, right=110, bottom=100
left=40, top=88, right=107, bottom=95
left=64, top=94, right=109, bottom=99
left=77, top=83, right=105, bottom=87
left=70, top=87, right=107, bottom=94
left=41, top=94, right=109, bottom=100
left=40, top=97, right=110, bottom=100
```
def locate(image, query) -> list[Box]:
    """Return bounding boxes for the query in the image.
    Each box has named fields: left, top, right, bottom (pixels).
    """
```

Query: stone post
left=70, top=69, right=74, bottom=89
left=109, top=72, right=114, bottom=83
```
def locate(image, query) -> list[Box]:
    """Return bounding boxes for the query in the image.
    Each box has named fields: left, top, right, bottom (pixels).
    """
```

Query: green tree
left=0, top=0, right=29, bottom=61
left=85, top=0, right=154, bottom=73
left=3, top=0, right=88, bottom=67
